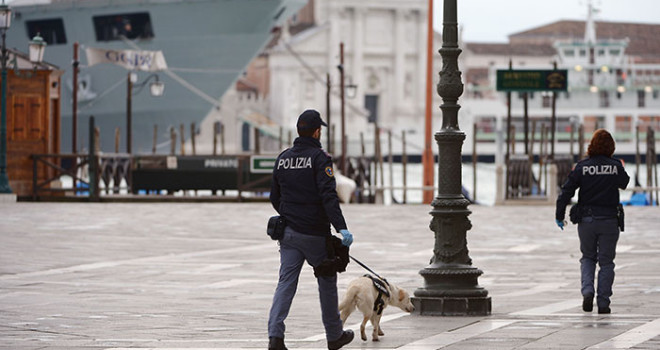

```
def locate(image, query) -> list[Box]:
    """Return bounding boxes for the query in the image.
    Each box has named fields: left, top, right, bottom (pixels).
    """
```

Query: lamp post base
left=412, top=264, right=491, bottom=316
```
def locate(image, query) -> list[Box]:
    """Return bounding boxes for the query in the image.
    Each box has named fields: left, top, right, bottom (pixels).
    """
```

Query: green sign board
left=250, top=155, right=277, bottom=174
left=496, top=69, right=568, bottom=92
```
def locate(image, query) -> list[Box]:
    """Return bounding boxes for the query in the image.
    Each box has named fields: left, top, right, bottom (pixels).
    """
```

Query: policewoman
left=555, top=129, right=629, bottom=314
left=267, top=109, right=354, bottom=350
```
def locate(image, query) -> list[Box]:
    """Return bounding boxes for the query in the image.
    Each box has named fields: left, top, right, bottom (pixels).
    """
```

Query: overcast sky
left=434, top=0, right=660, bottom=43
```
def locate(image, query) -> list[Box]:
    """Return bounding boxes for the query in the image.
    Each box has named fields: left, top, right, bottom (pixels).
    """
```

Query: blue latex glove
left=555, top=219, right=565, bottom=230
left=339, top=229, right=353, bottom=247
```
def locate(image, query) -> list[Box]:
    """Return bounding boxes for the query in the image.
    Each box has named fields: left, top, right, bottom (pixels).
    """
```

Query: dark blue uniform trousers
left=268, top=227, right=343, bottom=341
left=578, top=217, right=620, bottom=308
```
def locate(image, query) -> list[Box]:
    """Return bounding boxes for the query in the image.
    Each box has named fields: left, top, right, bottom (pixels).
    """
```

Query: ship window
left=26, top=18, right=67, bottom=45
left=579, top=49, right=586, bottom=57
left=609, top=49, right=621, bottom=56
left=93, top=13, right=154, bottom=41
left=564, top=49, right=575, bottom=57
left=598, top=49, right=605, bottom=56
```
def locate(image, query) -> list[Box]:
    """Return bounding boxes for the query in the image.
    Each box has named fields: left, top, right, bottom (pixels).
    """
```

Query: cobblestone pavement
left=1, top=201, right=659, bottom=350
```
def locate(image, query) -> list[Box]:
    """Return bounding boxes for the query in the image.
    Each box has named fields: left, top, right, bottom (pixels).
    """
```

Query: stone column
left=411, top=0, right=491, bottom=316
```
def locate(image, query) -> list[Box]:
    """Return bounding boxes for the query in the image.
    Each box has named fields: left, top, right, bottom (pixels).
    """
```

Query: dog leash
left=348, top=255, right=386, bottom=282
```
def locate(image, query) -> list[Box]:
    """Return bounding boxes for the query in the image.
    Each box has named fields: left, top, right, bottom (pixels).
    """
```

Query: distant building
left=218, top=0, right=443, bottom=156
left=215, top=1, right=660, bottom=158
left=460, top=14, right=660, bottom=157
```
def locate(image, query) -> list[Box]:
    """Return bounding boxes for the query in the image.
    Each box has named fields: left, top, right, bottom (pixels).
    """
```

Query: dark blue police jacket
left=556, top=155, right=630, bottom=221
left=270, top=136, right=347, bottom=236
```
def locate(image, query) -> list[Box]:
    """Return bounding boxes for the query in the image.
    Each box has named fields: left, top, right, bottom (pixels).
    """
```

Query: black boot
left=582, top=295, right=594, bottom=312
left=328, top=330, right=354, bottom=350
left=268, top=336, right=287, bottom=350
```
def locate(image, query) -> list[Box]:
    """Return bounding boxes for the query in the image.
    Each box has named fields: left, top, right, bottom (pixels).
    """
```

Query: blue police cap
left=296, top=109, right=328, bottom=130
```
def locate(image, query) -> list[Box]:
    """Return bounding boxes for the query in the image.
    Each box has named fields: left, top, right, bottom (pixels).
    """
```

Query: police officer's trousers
left=578, top=216, right=620, bottom=308
left=268, top=227, right=343, bottom=341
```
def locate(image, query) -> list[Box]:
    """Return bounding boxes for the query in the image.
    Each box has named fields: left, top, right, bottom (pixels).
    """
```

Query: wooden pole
left=523, top=92, right=529, bottom=155
left=472, top=122, right=477, bottom=202
left=279, top=126, right=283, bottom=150
left=254, top=128, right=260, bottom=154
left=635, top=122, right=640, bottom=177
left=331, top=125, right=336, bottom=156
left=190, top=122, right=196, bottom=155
left=422, top=0, right=435, bottom=204
left=114, top=127, right=120, bottom=153
left=538, top=124, right=546, bottom=195
left=326, top=73, right=332, bottom=154
left=152, top=125, right=157, bottom=154
left=170, top=126, right=176, bottom=155
left=72, top=42, right=79, bottom=154
left=388, top=130, right=394, bottom=203
left=340, top=42, right=347, bottom=172
left=179, top=124, right=185, bottom=155
left=213, top=122, right=218, bottom=156
left=377, top=127, right=384, bottom=189
left=127, top=72, right=133, bottom=154
left=402, top=130, right=408, bottom=204
left=570, top=121, right=575, bottom=162
left=511, top=125, right=516, bottom=155
left=551, top=61, right=558, bottom=159
left=578, top=124, right=584, bottom=160
left=221, top=123, right=226, bottom=155
left=505, top=59, right=512, bottom=163
left=647, top=127, right=654, bottom=204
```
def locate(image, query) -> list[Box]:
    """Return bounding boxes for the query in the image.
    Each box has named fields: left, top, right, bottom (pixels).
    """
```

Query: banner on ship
left=85, top=47, right=168, bottom=72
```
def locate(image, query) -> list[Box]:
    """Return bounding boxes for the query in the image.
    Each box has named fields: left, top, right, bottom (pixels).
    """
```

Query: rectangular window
left=609, top=49, right=621, bottom=56
left=564, top=49, right=575, bottom=57
left=599, top=91, right=610, bottom=108
left=365, top=95, right=379, bottom=124
left=597, top=49, right=605, bottom=56
left=579, top=49, right=586, bottom=57
left=615, top=116, right=632, bottom=141
left=93, top=12, right=154, bottom=41
left=542, top=92, right=552, bottom=108
left=475, top=116, right=496, bottom=142
left=638, top=90, right=646, bottom=108
left=26, top=18, right=67, bottom=45
left=584, top=115, right=605, bottom=133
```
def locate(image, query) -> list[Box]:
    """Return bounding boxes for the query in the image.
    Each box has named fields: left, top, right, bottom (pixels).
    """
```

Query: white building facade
left=267, top=0, right=443, bottom=156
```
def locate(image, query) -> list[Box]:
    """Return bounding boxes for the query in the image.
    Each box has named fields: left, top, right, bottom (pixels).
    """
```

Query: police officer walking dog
left=268, top=109, right=355, bottom=350
left=555, top=129, right=629, bottom=314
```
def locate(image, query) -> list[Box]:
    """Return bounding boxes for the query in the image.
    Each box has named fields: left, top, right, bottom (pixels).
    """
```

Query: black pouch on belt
left=569, top=204, right=582, bottom=224
left=267, top=216, right=286, bottom=240
left=313, top=236, right=350, bottom=277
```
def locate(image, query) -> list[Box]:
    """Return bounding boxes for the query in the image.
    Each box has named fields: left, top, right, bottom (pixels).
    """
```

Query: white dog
left=338, top=275, right=414, bottom=341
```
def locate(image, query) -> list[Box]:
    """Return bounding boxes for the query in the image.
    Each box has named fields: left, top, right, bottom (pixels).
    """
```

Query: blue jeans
left=268, top=227, right=343, bottom=341
left=578, top=216, right=620, bottom=308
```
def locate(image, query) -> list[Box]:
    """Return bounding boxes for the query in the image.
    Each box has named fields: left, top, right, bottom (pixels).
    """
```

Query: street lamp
left=28, top=34, right=46, bottom=63
left=411, top=0, right=490, bottom=316
left=126, top=72, right=164, bottom=153
left=0, top=0, right=13, bottom=193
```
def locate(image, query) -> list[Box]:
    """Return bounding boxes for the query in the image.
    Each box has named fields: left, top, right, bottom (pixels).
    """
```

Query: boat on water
left=5, top=0, right=307, bottom=153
